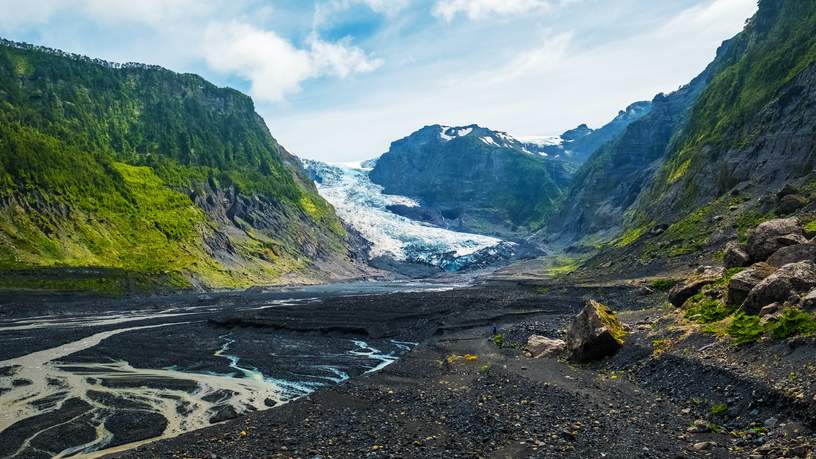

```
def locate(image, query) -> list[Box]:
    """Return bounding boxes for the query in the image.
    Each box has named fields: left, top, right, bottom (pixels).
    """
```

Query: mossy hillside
left=0, top=39, right=351, bottom=288
left=626, top=0, right=816, bottom=237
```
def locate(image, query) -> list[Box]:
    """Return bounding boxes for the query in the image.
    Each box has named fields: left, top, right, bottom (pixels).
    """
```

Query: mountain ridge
left=0, top=38, right=371, bottom=292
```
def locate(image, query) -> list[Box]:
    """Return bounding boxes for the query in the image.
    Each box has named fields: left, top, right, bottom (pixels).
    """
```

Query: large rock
left=801, top=289, right=816, bottom=311
left=566, top=300, right=625, bottom=362
left=766, top=243, right=816, bottom=267
left=743, top=261, right=816, bottom=314
left=746, top=218, right=805, bottom=261
left=776, top=194, right=807, bottom=215
left=668, top=266, right=725, bottom=307
left=523, top=336, right=566, bottom=358
left=726, top=263, right=777, bottom=306
left=724, top=241, right=750, bottom=268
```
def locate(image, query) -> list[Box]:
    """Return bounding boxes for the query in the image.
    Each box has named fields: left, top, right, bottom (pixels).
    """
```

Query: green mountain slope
left=549, top=0, right=816, bottom=275
left=369, top=125, right=573, bottom=238
left=0, top=39, right=368, bottom=292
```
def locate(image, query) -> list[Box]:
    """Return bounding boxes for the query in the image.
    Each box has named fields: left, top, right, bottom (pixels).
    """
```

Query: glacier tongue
left=303, top=160, right=513, bottom=272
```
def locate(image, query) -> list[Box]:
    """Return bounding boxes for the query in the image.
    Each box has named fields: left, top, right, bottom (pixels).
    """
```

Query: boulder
left=668, top=266, right=725, bottom=307
left=724, top=241, right=750, bottom=268
left=523, top=335, right=566, bottom=358
left=801, top=289, right=816, bottom=311
left=566, top=299, right=625, bottom=362
left=776, top=194, right=807, bottom=215
left=766, top=243, right=816, bottom=267
left=209, top=405, right=239, bottom=424
left=758, top=302, right=782, bottom=317
left=777, top=184, right=799, bottom=199
left=746, top=217, right=804, bottom=261
left=743, top=261, right=816, bottom=314
left=726, top=263, right=777, bottom=307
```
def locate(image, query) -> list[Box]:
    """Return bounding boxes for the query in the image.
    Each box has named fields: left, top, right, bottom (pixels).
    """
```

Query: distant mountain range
left=1, top=0, right=814, bottom=290
left=367, top=0, right=816, bottom=278
left=519, top=100, right=652, bottom=164
left=365, top=100, right=652, bottom=238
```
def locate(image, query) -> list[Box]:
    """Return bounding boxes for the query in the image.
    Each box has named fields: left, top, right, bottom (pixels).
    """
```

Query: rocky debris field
left=111, top=275, right=816, bottom=458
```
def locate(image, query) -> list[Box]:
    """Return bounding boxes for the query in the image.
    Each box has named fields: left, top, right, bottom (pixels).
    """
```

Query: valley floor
left=108, top=281, right=816, bottom=459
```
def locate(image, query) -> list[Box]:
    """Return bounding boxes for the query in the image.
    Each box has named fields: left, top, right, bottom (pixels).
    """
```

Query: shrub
left=768, top=307, right=816, bottom=339
left=684, top=292, right=734, bottom=324
left=710, top=402, right=728, bottom=416
left=728, top=312, right=765, bottom=345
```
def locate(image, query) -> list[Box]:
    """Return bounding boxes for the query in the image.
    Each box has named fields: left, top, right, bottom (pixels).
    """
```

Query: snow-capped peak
left=439, top=125, right=474, bottom=141
left=516, top=135, right=563, bottom=147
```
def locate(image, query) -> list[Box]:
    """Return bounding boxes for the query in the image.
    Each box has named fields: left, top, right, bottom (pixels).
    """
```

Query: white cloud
left=432, top=0, right=550, bottom=21
left=309, top=35, right=384, bottom=78
left=0, top=0, right=209, bottom=29
left=360, top=0, right=411, bottom=14
left=493, top=32, right=572, bottom=81
left=313, top=0, right=411, bottom=29
left=202, top=22, right=382, bottom=103
left=658, top=0, right=757, bottom=39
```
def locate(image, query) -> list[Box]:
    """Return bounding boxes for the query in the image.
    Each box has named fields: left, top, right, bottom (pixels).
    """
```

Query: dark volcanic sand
left=112, top=282, right=816, bottom=459
left=4, top=281, right=816, bottom=458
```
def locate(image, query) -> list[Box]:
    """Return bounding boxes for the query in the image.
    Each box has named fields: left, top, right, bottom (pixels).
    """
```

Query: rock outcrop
left=746, top=218, right=805, bottom=262
left=743, top=261, right=816, bottom=314
left=523, top=336, right=566, bottom=358
left=766, top=243, right=816, bottom=268
left=669, top=266, right=725, bottom=307
left=727, top=263, right=777, bottom=307
left=566, top=300, right=625, bottom=362
left=724, top=241, right=751, bottom=268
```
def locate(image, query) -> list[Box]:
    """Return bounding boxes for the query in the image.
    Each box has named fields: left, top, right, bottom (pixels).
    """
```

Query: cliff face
left=534, top=0, right=816, bottom=276
left=369, top=125, right=573, bottom=238
left=543, top=0, right=815, bottom=243
left=542, top=64, right=716, bottom=242
left=627, top=0, right=816, bottom=227
left=0, top=39, right=370, bottom=290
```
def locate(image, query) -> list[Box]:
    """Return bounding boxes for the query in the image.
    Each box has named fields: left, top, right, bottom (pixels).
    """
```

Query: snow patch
left=439, top=126, right=473, bottom=142
left=517, top=135, right=563, bottom=147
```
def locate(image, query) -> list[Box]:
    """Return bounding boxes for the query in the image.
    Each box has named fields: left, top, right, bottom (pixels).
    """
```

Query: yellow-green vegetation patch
left=10, top=54, right=31, bottom=77
left=649, top=278, right=679, bottom=292
left=710, top=402, right=728, bottom=416
left=768, top=307, right=816, bottom=339
left=613, top=224, right=649, bottom=248
left=667, top=158, right=691, bottom=184
left=727, top=312, right=765, bottom=345
left=596, top=301, right=626, bottom=345
left=651, top=338, right=672, bottom=358
left=545, top=256, right=582, bottom=277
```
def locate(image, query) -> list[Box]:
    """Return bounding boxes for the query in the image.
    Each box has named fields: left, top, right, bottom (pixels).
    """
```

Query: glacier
left=303, top=160, right=514, bottom=272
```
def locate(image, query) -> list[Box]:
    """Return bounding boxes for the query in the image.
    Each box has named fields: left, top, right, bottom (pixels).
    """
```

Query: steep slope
left=0, top=39, right=369, bottom=291
left=628, top=0, right=816, bottom=228
left=541, top=30, right=746, bottom=244
left=521, top=100, right=652, bottom=164
left=368, top=125, right=573, bottom=238
left=535, top=0, right=816, bottom=278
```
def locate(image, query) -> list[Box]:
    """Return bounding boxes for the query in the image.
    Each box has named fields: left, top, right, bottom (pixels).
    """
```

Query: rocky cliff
left=368, top=125, right=573, bottom=238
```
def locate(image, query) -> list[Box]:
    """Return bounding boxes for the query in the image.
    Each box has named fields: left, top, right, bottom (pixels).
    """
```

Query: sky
left=0, top=0, right=758, bottom=162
